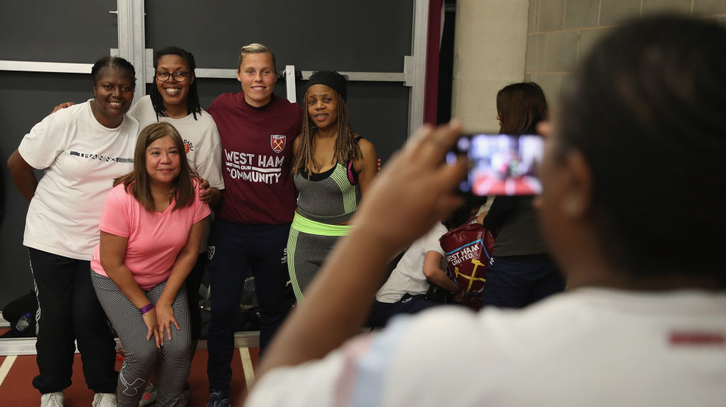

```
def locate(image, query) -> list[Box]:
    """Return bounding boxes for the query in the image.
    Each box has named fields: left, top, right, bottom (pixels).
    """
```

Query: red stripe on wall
left=424, top=0, right=444, bottom=124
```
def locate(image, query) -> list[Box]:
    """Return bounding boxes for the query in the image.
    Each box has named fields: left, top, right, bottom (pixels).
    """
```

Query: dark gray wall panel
left=340, top=81, right=410, bottom=163
left=145, top=0, right=414, bottom=71
left=0, top=72, right=94, bottom=308
left=0, top=1, right=118, bottom=63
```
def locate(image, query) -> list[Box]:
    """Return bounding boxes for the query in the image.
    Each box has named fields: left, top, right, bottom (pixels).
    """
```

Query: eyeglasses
left=155, top=71, right=190, bottom=82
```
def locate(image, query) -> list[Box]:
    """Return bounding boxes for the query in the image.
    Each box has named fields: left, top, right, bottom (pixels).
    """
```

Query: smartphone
left=446, top=133, right=544, bottom=196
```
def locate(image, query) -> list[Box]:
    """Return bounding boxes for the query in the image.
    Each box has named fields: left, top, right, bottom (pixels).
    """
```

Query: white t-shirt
left=376, top=223, right=448, bottom=303
left=19, top=100, right=138, bottom=260
left=248, top=288, right=726, bottom=407
left=128, top=95, right=224, bottom=190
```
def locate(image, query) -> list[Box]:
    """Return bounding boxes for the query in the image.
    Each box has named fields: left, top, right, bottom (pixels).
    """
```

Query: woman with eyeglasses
left=129, top=46, right=224, bottom=208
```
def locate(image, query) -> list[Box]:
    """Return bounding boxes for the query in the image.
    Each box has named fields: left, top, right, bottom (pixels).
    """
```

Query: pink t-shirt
left=91, top=182, right=210, bottom=290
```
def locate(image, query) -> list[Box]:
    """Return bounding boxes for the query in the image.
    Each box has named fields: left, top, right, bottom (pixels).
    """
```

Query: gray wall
left=526, top=0, right=726, bottom=105
left=0, top=0, right=413, bottom=308
left=451, top=0, right=529, bottom=132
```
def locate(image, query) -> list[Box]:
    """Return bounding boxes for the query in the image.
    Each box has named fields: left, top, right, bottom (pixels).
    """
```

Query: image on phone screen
left=448, top=133, right=543, bottom=196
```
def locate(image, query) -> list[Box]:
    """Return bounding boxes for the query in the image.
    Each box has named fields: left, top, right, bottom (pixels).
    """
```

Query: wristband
left=139, top=303, right=154, bottom=315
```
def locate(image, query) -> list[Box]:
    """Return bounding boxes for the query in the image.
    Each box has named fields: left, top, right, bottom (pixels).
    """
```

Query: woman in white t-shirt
left=90, top=122, right=209, bottom=407
left=7, top=56, right=139, bottom=407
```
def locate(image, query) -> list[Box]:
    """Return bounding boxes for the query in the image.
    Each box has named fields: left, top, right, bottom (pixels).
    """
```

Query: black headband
left=306, top=70, right=347, bottom=101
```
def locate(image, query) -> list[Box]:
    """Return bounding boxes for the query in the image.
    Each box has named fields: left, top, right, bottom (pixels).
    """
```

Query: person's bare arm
left=422, top=251, right=461, bottom=297
left=100, top=231, right=162, bottom=348
left=255, top=121, right=467, bottom=382
left=354, top=138, right=379, bottom=197
left=7, top=150, right=38, bottom=202
left=154, top=219, right=205, bottom=342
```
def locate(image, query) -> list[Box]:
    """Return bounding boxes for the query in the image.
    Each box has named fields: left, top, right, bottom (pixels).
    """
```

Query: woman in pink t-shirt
left=90, top=122, right=210, bottom=407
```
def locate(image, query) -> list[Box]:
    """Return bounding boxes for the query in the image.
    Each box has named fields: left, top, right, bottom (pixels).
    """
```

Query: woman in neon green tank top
left=287, top=71, right=378, bottom=301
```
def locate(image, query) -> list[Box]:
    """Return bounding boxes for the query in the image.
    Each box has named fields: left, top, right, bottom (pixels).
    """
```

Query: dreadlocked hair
left=150, top=46, right=203, bottom=120
left=293, top=91, right=361, bottom=176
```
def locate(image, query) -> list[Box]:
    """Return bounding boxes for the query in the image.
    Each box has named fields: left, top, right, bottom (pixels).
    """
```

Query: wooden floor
left=0, top=340, right=260, bottom=406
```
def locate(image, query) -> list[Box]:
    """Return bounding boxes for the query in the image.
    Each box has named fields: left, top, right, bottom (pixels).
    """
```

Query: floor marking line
left=239, top=347, right=255, bottom=389
left=0, top=355, right=18, bottom=386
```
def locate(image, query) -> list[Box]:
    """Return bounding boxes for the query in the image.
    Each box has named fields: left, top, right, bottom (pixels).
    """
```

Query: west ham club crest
left=271, top=134, right=286, bottom=153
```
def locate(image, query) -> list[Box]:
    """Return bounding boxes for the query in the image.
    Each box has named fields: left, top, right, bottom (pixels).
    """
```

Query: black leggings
left=27, top=248, right=117, bottom=394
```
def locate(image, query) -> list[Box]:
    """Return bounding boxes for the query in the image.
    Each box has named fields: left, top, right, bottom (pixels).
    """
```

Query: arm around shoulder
left=99, top=231, right=149, bottom=309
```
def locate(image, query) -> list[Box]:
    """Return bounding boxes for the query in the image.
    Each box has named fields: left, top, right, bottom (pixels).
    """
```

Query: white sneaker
left=92, top=393, right=117, bottom=407
left=40, top=392, right=64, bottom=407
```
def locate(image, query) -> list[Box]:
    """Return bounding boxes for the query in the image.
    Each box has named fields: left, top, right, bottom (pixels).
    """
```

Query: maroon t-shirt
left=209, top=93, right=302, bottom=225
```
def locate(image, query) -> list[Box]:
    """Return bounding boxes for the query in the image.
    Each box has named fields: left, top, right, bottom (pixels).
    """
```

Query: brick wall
left=526, top=0, right=726, bottom=105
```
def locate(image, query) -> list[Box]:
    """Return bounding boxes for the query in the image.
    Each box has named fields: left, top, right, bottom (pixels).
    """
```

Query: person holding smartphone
left=243, top=15, right=726, bottom=407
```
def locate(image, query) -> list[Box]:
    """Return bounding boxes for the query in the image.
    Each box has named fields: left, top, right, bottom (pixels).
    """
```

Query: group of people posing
left=7, top=43, right=377, bottom=407
left=9, top=12, right=725, bottom=407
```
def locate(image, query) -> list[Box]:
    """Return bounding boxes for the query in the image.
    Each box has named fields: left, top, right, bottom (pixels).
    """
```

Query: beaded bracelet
left=139, top=303, right=154, bottom=315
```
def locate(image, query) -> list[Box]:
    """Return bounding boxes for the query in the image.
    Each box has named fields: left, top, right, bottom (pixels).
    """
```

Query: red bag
left=439, top=219, right=495, bottom=310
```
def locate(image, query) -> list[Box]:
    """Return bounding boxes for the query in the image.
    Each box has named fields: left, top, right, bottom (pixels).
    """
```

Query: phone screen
left=447, top=133, right=543, bottom=196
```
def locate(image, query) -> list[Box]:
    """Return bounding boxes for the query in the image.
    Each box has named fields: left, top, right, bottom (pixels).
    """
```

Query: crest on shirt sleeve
left=271, top=134, right=286, bottom=153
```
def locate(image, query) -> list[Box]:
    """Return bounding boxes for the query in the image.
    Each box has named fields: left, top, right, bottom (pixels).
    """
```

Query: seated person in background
left=91, top=123, right=209, bottom=407
left=371, top=198, right=486, bottom=326
left=243, top=15, right=726, bottom=407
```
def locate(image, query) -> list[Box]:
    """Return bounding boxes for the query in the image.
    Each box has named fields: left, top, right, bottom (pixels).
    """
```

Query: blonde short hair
left=237, top=43, right=277, bottom=73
